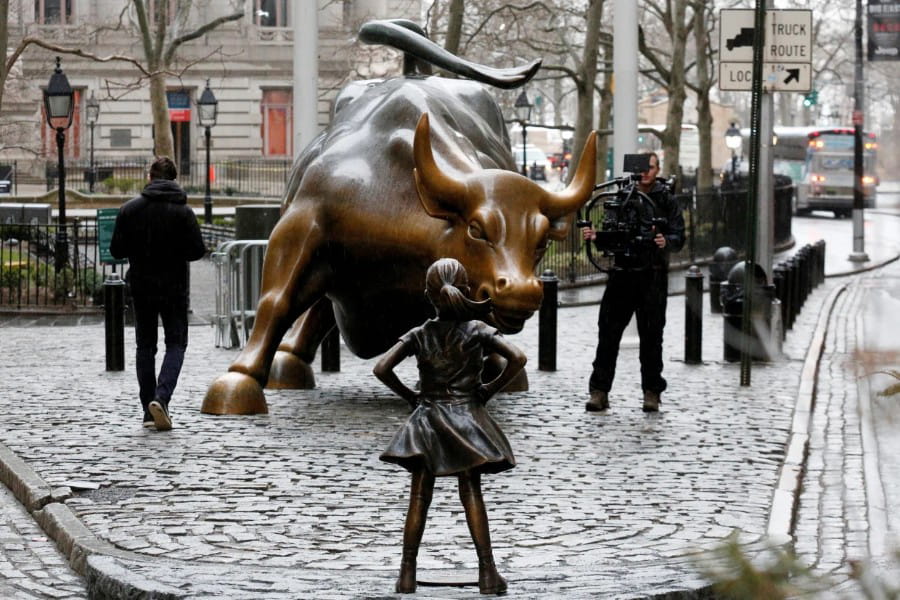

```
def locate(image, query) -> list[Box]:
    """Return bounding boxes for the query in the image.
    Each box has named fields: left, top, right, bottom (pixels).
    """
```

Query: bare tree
left=1, top=0, right=242, bottom=159
left=638, top=0, right=692, bottom=179
left=131, top=0, right=243, bottom=158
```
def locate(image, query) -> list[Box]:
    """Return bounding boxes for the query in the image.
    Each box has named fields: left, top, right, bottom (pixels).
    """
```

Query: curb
left=766, top=282, right=848, bottom=542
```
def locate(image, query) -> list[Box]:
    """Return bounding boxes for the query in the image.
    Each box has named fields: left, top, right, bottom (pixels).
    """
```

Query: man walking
left=581, top=152, right=685, bottom=413
left=110, top=156, right=206, bottom=430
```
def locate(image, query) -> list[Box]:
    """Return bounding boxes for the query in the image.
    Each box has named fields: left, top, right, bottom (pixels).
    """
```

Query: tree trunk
left=444, top=0, right=464, bottom=55
left=693, top=2, right=713, bottom=193
left=149, top=72, right=173, bottom=159
left=0, top=0, right=9, bottom=111
left=597, top=73, right=613, bottom=181
left=570, top=0, right=603, bottom=184
left=662, top=0, right=688, bottom=180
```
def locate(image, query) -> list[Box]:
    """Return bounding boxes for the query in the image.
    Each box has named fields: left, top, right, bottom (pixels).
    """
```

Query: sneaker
left=642, top=390, right=661, bottom=413
left=142, top=411, right=154, bottom=428
left=585, top=390, right=610, bottom=412
left=148, top=399, right=172, bottom=431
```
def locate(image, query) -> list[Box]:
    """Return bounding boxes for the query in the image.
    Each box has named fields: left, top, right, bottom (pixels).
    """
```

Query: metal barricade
left=212, top=239, right=269, bottom=348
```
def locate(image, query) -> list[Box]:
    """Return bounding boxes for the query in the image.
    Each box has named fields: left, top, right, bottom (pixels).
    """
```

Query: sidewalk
left=0, top=215, right=899, bottom=598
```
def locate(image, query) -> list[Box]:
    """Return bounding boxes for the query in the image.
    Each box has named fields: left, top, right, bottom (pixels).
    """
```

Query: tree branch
left=164, top=11, right=244, bottom=66
left=7, top=37, right=151, bottom=77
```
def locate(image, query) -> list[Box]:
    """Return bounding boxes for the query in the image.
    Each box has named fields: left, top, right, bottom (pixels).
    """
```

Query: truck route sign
left=719, top=9, right=813, bottom=92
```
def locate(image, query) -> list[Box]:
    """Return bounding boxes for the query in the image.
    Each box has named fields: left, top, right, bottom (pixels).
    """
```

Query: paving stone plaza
left=1, top=211, right=899, bottom=598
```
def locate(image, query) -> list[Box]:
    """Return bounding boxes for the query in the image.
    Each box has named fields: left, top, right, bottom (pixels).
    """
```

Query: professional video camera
left=576, top=154, right=673, bottom=269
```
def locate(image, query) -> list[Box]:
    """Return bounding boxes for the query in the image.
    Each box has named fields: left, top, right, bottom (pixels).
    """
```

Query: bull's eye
left=468, top=221, right=489, bottom=243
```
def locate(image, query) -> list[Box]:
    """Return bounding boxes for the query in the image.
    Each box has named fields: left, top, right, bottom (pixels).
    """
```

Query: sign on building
left=868, top=0, right=900, bottom=61
left=719, top=9, right=813, bottom=92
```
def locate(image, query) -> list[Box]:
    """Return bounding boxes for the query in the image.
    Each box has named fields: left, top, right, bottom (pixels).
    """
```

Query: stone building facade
left=1, top=0, right=421, bottom=178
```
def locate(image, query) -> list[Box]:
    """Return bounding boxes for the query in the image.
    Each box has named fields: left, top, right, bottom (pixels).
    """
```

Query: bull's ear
left=547, top=214, right=573, bottom=241
left=413, top=113, right=468, bottom=219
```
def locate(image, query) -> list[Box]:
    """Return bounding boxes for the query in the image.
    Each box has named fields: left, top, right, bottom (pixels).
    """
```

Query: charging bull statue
left=203, top=19, right=597, bottom=414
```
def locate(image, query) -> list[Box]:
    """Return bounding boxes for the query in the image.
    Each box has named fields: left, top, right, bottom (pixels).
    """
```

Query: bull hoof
left=201, top=372, right=268, bottom=415
left=266, top=351, right=316, bottom=389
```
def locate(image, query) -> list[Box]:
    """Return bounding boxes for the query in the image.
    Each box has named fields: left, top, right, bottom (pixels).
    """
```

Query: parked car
left=512, top=145, right=550, bottom=181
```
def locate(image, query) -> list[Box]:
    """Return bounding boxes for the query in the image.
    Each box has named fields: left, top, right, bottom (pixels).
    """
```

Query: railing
left=537, top=178, right=794, bottom=283
left=2, top=180, right=794, bottom=310
left=46, top=158, right=293, bottom=199
left=0, top=220, right=112, bottom=310
left=0, top=220, right=229, bottom=310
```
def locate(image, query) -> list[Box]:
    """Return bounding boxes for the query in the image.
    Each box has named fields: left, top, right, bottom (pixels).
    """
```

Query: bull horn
left=542, top=131, right=597, bottom=220
left=413, top=113, right=469, bottom=218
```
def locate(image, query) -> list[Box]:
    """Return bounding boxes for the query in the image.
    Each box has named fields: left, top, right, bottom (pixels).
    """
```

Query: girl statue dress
left=374, top=258, right=527, bottom=595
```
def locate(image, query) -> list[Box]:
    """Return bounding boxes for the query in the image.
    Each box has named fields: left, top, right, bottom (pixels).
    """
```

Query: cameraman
left=580, top=152, right=685, bottom=413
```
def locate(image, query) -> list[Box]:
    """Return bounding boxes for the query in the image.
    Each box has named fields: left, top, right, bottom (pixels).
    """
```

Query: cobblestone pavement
left=0, top=483, right=86, bottom=599
left=793, top=258, right=900, bottom=596
left=0, top=269, right=837, bottom=599
left=0, top=213, right=898, bottom=598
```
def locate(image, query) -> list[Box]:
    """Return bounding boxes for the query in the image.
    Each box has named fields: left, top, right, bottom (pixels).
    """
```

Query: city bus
left=775, top=127, right=878, bottom=218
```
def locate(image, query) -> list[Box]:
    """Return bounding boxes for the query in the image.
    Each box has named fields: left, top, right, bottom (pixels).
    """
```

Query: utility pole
left=294, top=3, right=319, bottom=159
left=849, top=0, right=869, bottom=262
left=613, top=0, right=638, bottom=174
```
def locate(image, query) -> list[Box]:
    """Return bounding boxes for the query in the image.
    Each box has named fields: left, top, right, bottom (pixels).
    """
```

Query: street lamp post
left=85, top=91, right=100, bottom=193
left=514, top=91, right=532, bottom=177
left=43, top=57, right=75, bottom=274
left=197, top=80, right=218, bottom=225
left=725, top=122, right=742, bottom=182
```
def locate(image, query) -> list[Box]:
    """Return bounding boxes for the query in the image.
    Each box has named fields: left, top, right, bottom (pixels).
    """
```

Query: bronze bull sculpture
left=203, top=20, right=597, bottom=414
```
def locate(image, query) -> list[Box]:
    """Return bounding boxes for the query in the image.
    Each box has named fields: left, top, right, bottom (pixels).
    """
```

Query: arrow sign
left=783, top=68, right=800, bottom=84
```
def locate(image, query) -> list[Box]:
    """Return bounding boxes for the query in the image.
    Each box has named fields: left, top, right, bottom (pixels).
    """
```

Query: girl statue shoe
left=374, top=258, right=526, bottom=595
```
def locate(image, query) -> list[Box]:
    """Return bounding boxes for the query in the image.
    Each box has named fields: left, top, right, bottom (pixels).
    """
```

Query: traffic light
left=803, top=89, right=818, bottom=107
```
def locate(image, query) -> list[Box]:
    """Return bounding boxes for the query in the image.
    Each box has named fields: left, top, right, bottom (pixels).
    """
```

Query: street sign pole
left=757, top=91, right=775, bottom=282
left=740, top=0, right=767, bottom=388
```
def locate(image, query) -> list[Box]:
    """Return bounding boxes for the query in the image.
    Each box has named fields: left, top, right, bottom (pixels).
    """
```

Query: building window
left=110, top=129, right=132, bottom=148
left=256, top=0, right=287, bottom=27
left=35, top=0, right=73, bottom=24
left=261, top=89, right=292, bottom=157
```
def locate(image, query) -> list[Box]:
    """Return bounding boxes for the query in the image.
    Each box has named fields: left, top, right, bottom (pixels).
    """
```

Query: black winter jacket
left=109, top=179, right=206, bottom=297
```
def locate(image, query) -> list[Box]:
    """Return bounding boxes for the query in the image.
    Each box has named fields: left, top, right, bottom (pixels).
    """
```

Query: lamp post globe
left=43, top=56, right=74, bottom=274
left=85, top=91, right=100, bottom=193
left=514, top=91, right=532, bottom=178
left=725, top=122, right=742, bottom=181
left=197, top=80, right=218, bottom=224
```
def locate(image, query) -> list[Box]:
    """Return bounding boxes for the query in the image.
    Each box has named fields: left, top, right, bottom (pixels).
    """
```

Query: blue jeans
left=132, top=293, right=189, bottom=412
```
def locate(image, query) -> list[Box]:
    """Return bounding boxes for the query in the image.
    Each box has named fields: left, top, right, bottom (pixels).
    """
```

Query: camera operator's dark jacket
left=603, top=180, right=685, bottom=271
left=110, top=179, right=206, bottom=297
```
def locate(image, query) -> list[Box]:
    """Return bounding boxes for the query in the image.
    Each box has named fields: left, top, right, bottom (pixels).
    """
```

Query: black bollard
left=789, top=256, right=801, bottom=328
left=815, top=239, right=826, bottom=285
left=538, top=270, right=558, bottom=371
left=321, top=326, right=340, bottom=372
left=104, top=273, right=125, bottom=371
left=709, top=247, right=738, bottom=314
left=684, top=265, right=703, bottom=364
left=773, top=262, right=789, bottom=339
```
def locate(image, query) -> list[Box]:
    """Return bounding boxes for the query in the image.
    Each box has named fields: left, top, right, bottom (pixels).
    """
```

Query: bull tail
left=358, top=19, right=540, bottom=89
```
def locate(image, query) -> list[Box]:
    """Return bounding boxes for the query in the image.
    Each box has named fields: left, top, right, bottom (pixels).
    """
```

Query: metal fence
left=537, top=179, right=794, bottom=283
left=0, top=220, right=232, bottom=310
left=0, top=220, right=110, bottom=309
left=1, top=180, right=794, bottom=310
left=46, top=158, right=293, bottom=199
